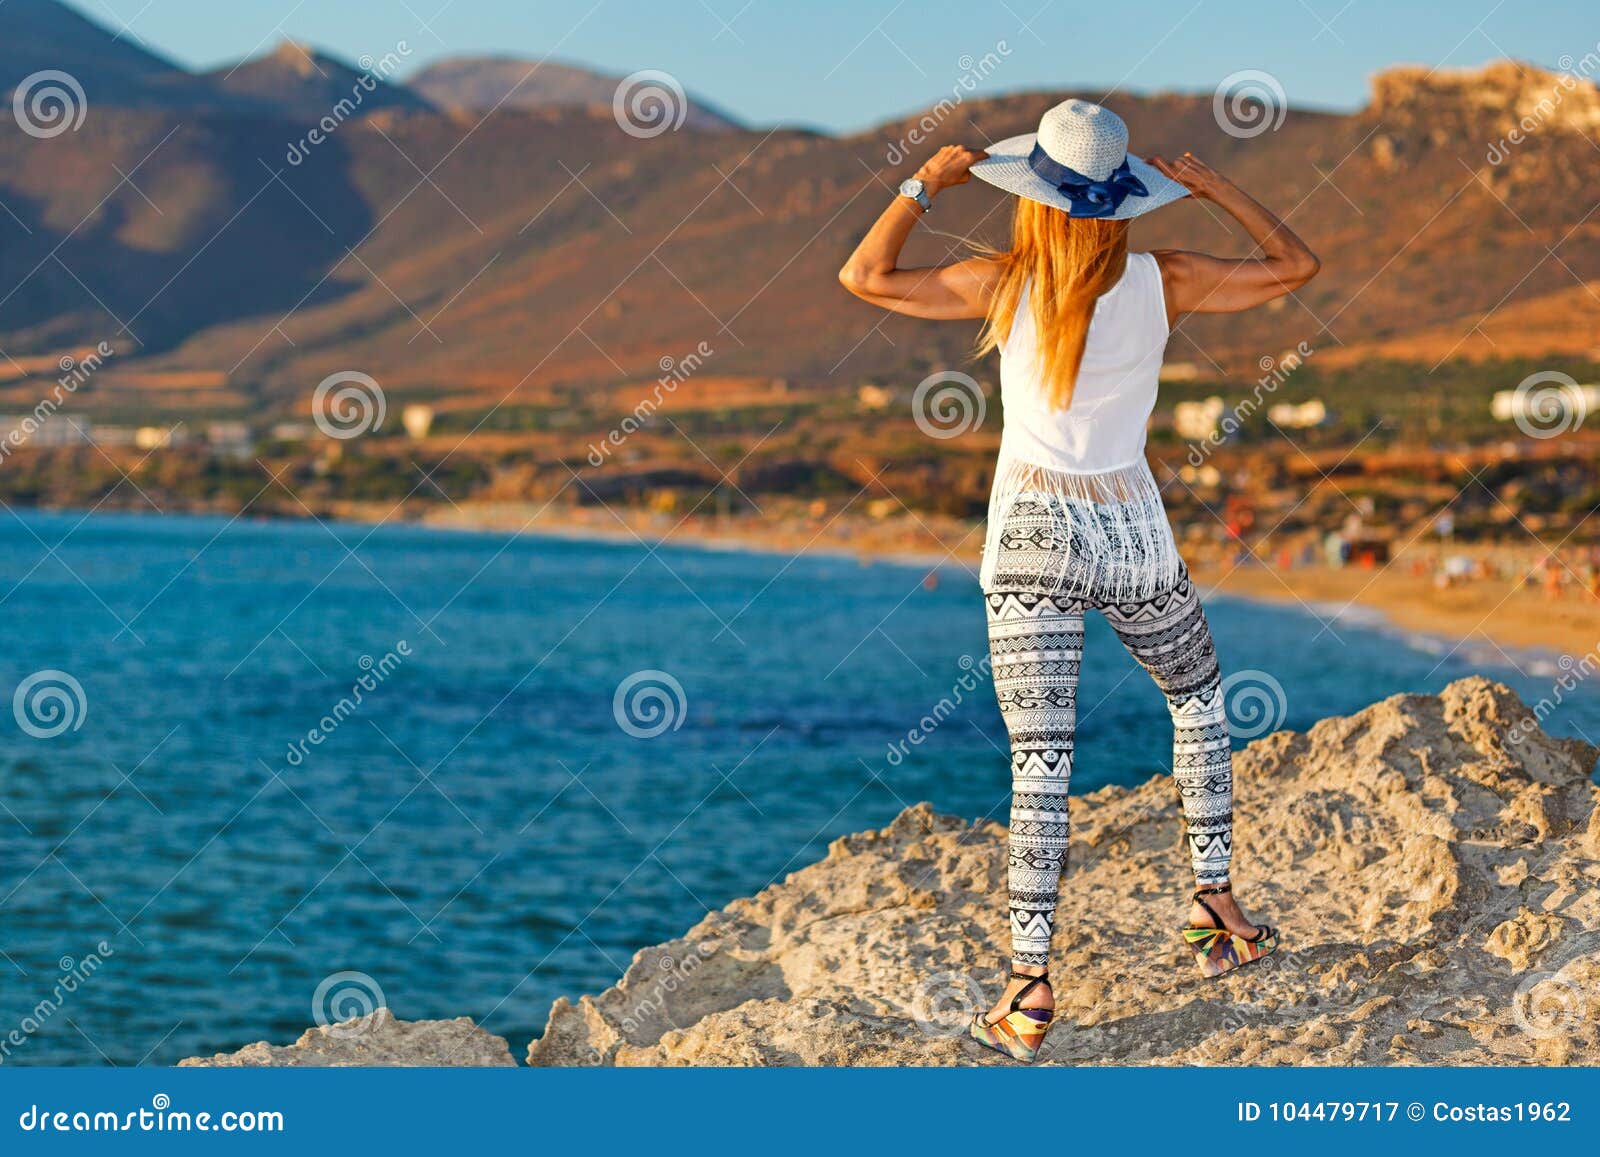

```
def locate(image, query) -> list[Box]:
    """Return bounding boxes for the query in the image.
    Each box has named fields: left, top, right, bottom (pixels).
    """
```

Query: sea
left=0, top=510, right=1594, bottom=1065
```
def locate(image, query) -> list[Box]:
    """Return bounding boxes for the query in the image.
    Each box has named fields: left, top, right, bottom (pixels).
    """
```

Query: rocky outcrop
left=525, top=677, right=1600, bottom=1066
left=183, top=677, right=1600, bottom=1067
left=1365, top=60, right=1600, bottom=175
left=1369, top=60, right=1600, bottom=142
left=179, top=1009, right=514, bottom=1067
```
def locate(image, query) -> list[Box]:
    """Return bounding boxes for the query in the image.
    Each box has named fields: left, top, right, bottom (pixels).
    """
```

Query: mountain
left=1, top=13, right=1597, bottom=415
left=0, top=2, right=429, bottom=120
left=203, top=40, right=435, bottom=121
left=407, top=56, right=741, bottom=131
left=0, top=0, right=211, bottom=108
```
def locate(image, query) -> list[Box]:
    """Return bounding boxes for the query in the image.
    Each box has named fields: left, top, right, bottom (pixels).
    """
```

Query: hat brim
left=968, top=132, right=1189, bottom=220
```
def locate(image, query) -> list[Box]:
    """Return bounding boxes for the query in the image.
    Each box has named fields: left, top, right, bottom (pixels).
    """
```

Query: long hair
left=976, top=198, right=1129, bottom=410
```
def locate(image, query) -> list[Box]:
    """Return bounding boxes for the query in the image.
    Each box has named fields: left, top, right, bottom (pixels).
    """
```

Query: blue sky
left=71, top=0, right=1598, bottom=131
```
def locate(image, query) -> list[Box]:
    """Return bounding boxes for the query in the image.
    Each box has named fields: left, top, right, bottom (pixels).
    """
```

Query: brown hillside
left=1, top=57, right=1596, bottom=411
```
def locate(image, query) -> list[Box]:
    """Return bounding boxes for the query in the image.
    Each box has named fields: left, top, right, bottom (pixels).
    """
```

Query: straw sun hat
left=969, top=98, right=1188, bottom=220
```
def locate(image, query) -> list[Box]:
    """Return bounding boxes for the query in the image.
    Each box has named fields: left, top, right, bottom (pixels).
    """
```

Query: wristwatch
left=898, top=177, right=932, bottom=213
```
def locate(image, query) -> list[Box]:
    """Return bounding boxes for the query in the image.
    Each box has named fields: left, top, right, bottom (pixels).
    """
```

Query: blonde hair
left=976, top=198, right=1129, bottom=410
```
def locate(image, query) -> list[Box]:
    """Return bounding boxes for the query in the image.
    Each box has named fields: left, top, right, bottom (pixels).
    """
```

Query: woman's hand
left=914, top=145, right=989, bottom=195
left=835, top=143, right=998, bottom=319
left=837, top=142, right=999, bottom=318
left=1148, top=149, right=1321, bottom=320
left=1147, top=152, right=1234, bottom=202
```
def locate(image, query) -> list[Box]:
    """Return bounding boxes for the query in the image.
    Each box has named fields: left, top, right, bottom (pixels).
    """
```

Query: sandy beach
left=1188, top=556, right=1600, bottom=663
left=360, top=498, right=1600, bottom=663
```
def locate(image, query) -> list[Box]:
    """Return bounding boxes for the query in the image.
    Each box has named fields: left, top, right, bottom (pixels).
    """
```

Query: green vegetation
left=1, top=357, right=1594, bottom=550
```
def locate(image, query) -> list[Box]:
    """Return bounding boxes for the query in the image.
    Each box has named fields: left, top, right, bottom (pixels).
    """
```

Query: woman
left=838, top=99, right=1320, bottom=1062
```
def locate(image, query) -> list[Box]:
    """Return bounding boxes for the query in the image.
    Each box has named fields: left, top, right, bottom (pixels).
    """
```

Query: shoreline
left=405, top=499, right=973, bottom=575
left=11, top=498, right=1593, bottom=665
left=1188, top=557, right=1592, bottom=673
left=397, top=501, right=1594, bottom=667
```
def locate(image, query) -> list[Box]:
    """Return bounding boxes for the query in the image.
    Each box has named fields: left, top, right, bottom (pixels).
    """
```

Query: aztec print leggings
left=985, top=567, right=1233, bottom=967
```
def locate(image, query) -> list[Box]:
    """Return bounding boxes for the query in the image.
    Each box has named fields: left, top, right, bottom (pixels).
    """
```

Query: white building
left=94, top=426, right=140, bottom=446
left=0, top=415, right=93, bottom=447
left=1173, top=396, right=1227, bottom=441
left=206, top=422, right=255, bottom=459
left=1267, top=399, right=1328, bottom=429
left=857, top=385, right=893, bottom=410
left=1491, top=383, right=1599, bottom=423
left=136, top=425, right=188, bottom=450
left=401, top=404, right=435, bottom=440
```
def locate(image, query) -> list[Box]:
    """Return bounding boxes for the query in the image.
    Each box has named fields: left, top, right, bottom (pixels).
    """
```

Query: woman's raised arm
left=837, top=145, right=1000, bottom=320
left=1146, top=152, right=1321, bottom=322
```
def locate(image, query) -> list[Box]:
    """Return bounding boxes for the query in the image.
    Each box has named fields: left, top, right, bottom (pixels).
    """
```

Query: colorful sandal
left=1182, top=884, right=1279, bottom=978
left=969, top=969, right=1055, bottom=1063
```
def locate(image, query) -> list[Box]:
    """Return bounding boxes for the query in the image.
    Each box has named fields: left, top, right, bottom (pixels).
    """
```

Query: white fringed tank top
left=979, top=251, right=1182, bottom=600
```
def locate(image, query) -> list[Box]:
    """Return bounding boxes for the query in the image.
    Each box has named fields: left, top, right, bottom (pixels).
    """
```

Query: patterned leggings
left=985, top=568, right=1233, bottom=967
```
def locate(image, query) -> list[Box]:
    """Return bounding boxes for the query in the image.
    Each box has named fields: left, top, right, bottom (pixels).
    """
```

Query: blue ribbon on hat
left=1027, top=142, right=1148, bottom=217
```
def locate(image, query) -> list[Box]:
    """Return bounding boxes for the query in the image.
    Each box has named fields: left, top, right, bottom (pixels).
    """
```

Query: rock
left=179, top=1009, right=515, bottom=1067
left=525, top=676, right=1600, bottom=1066
left=1368, top=61, right=1600, bottom=147
left=184, top=676, right=1600, bottom=1067
left=1485, top=909, right=1566, bottom=971
left=1369, top=132, right=1401, bottom=171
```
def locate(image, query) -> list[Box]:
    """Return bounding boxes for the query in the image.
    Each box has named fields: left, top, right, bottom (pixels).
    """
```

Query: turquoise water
left=0, top=511, right=1593, bottom=1065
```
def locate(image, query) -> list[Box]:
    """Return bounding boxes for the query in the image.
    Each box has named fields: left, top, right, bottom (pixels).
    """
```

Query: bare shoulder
left=1149, top=249, right=1199, bottom=320
left=941, top=253, right=1008, bottom=308
left=1149, top=248, right=1204, bottom=287
left=1148, top=248, right=1237, bottom=317
left=950, top=253, right=1007, bottom=290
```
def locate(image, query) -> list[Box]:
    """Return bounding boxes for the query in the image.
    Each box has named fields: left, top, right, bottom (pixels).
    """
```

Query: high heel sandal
left=1182, top=883, right=1278, bottom=978
left=969, top=969, right=1055, bottom=1063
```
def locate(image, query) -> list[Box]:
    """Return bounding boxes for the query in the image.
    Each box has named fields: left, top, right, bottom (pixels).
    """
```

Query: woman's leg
left=1096, top=570, right=1237, bottom=891
left=984, top=590, right=1085, bottom=973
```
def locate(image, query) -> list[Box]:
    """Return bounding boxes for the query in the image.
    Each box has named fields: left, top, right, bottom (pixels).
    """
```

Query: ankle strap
left=1191, top=883, right=1232, bottom=929
left=1006, top=970, right=1050, bottom=1013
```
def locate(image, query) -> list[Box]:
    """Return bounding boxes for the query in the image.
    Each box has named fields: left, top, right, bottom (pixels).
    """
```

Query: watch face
left=900, top=178, right=924, bottom=197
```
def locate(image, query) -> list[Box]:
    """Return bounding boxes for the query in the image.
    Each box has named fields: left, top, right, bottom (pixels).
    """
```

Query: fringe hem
left=979, top=454, right=1182, bottom=603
